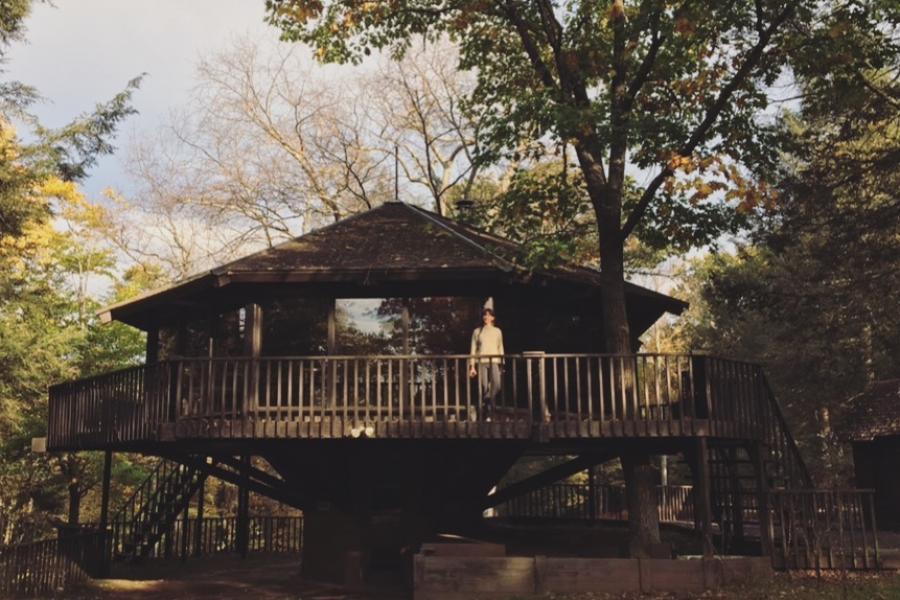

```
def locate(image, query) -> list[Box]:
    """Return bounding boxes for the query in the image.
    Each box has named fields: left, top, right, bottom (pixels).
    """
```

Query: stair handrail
left=108, top=459, right=197, bottom=556
left=756, top=367, right=813, bottom=488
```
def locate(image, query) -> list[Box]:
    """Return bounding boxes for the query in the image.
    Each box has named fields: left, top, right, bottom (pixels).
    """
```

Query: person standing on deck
left=469, top=299, right=504, bottom=420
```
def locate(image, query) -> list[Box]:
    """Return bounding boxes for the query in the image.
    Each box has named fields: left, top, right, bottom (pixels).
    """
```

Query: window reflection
left=262, top=297, right=330, bottom=356
left=336, top=297, right=484, bottom=355
left=408, top=297, right=482, bottom=355
left=336, top=298, right=404, bottom=355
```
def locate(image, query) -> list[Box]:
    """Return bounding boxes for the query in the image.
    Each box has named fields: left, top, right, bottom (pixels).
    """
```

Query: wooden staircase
left=708, top=366, right=813, bottom=554
left=109, top=460, right=203, bottom=563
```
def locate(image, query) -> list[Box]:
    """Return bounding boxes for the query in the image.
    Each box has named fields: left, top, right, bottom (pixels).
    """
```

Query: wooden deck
left=47, top=353, right=788, bottom=451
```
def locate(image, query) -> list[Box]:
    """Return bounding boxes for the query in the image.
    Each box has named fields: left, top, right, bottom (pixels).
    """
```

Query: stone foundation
left=413, top=546, right=772, bottom=600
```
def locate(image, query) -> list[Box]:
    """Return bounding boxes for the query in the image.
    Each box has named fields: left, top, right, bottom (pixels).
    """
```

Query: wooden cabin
left=842, top=380, right=900, bottom=530
left=45, top=202, right=815, bottom=583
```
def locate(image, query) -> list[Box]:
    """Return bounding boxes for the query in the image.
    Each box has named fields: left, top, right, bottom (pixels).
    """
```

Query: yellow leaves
left=40, top=178, right=81, bottom=205
left=663, top=153, right=779, bottom=212
left=0, top=217, right=65, bottom=272
left=39, top=177, right=110, bottom=230
left=667, top=153, right=695, bottom=173
left=274, top=0, right=324, bottom=24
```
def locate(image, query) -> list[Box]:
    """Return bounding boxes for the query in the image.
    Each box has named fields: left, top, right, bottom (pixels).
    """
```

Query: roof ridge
left=400, top=202, right=521, bottom=273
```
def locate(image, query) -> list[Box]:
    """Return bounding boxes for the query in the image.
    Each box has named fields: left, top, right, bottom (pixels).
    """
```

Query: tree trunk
left=67, top=482, right=81, bottom=525
left=575, top=139, right=662, bottom=555
left=621, top=451, right=662, bottom=557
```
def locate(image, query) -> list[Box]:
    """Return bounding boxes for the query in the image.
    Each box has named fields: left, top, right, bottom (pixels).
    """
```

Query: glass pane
left=335, top=298, right=404, bottom=355
left=408, top=297, right=483, bottom=355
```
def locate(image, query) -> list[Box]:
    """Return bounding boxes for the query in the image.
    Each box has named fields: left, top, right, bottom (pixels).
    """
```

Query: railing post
left=237, top=454, right=250, bottom=559
left=194, top=474, right=206, bottom=557
left=98, top=449, right=112, bottom=577
left=751, top=442, right=774, bottom=558
left=523, top=352, right=547, bottom=441
left=588, top=467, right=597, bottom=521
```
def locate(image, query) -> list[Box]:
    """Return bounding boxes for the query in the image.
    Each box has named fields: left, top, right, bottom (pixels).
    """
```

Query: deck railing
left=48, top=353, right=776, bottom=448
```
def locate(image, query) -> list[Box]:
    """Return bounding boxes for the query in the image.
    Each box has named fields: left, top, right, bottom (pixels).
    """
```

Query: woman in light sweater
left=469, top=307, right=504, bottom=419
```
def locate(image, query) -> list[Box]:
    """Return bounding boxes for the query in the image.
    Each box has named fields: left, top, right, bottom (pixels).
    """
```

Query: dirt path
left=68, top=556, right=406, bottom=600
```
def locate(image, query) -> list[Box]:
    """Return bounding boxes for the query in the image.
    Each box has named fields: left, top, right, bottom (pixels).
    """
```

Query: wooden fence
left=0, top=530, right=105, bottom=598
left=769, top=489, right=880, bottom=571
left=496, top=484, right=882, bottom=571
left=137, top=515, right=303, bottom=560
left=494, top=484, right=695, bottom=523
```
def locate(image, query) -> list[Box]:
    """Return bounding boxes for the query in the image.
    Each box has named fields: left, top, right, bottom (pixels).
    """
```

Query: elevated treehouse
left=45, top=202, right=815, bottom=579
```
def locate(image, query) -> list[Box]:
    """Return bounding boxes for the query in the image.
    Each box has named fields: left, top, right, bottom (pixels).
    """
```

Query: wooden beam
left=145, top=326, right=159, bottom=365
left=163, top=454, right=308, bottom=511
left=217, top=455, right=291, bottom=492
left=483, top=451, right=616, bottom=509
left=243, top=303, right=263, bottom=357
left=327, top=300, right=336, bottom=354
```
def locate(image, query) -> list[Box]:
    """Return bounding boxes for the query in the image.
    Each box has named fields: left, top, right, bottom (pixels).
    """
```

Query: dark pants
left=478, top=363, right=502, bottom=414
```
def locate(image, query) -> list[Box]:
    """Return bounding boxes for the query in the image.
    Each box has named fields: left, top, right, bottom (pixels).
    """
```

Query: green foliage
left=670, top=14, right=900, bottom=483
left=0, top=1, right=147, bottom=539
left=455, top=161, right=597, bottom=269
left=35, top=75, right=144, bottom=182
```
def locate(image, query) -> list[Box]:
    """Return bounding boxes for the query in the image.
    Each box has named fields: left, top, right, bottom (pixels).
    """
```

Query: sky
left=5, top=0, right=283, bottom=198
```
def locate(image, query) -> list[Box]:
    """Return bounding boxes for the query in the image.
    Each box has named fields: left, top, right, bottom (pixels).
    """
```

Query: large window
left=335, top=297, right=483, bottom=355
left=407, top=297, right=482, bottom=355
left=261, top=297, right=330, bottom=356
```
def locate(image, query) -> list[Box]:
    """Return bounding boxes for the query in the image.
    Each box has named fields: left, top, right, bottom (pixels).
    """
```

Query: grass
left=529, top=571, right=900, bottom=600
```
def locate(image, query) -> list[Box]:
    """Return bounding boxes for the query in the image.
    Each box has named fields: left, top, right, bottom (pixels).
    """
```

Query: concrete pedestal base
left=302, top=509, right=432, bottom=586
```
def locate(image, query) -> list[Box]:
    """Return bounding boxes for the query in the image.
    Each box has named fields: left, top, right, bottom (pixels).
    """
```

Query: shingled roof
left=101, top=202, right=686, bottom=328
left=840, top=379, right=900, bottom=441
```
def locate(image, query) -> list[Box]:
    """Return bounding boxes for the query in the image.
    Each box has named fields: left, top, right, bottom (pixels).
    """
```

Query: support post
left=244, top=303, right=262, bottom=415
left=145, top=326, right=159, bottom=364
left=751, top=442, right=774, bottom=558
left=587, top=467, right=597, bottom=521
left=194, top=474, right=206, bottom=557
left=727, top=447, right=745, bottom=544
left=180, top=485, right=190, bottom=561
left=98, top=449, right=112, bottom=576
left=237, top=454, right=251, bottom=558
left=691, top=438, right=715, bottom=557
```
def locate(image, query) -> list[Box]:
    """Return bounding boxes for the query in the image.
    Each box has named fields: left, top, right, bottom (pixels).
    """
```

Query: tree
left=671, top=5, right=900, bottom=482
left=372, top=41, right=486, bottom=215
left=110, top=37, right=500, bottom=281
left=265, top=0, right=805, bottom=353
left=264, top=0, right=841, bottom=554
left=0, top=1, right=143, bottom=537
